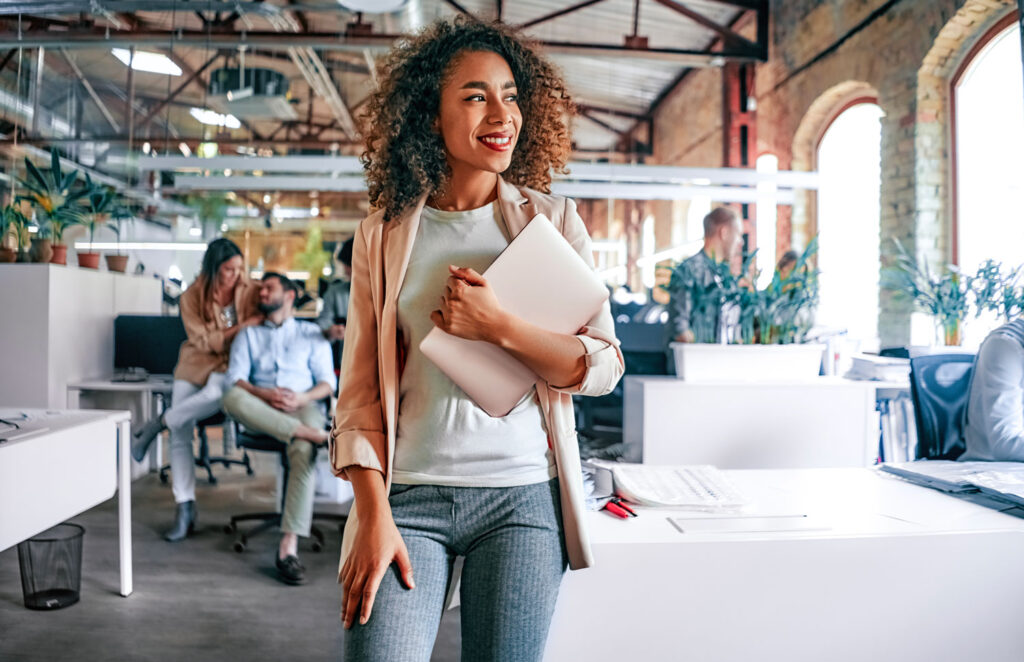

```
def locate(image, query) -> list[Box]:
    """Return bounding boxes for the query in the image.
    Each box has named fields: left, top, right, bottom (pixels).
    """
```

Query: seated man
left=961, top=318, right=1024, bottom=461
left=221, top=272, right=337, bottom=585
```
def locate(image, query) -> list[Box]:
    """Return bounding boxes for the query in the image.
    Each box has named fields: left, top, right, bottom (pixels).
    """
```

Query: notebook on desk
left=420, top=214, right=609, bottom=417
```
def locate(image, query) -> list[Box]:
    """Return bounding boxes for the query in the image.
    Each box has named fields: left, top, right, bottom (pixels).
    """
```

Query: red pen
left=611, top=497, right=637, bottom=517
left=603, top=501, right=630, bottom=519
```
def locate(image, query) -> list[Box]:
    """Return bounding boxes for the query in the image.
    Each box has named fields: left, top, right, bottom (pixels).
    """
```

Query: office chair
left=223, top=418, right=347, bottom=553
left=909, top=353, right=976, bottom=460
left=573, top=321, right=669, bottom=450
left=159, top=412, right=254, bottom=486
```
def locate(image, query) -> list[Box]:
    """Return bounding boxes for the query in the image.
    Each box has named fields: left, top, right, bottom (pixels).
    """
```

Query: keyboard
left=611, top=464, right=747, bottom=510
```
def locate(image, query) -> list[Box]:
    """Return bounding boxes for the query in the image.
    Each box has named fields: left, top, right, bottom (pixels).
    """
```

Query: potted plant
left=0, top=204, right=25, bottom=263
left=884, top=239, right=970, bottom=346
left=17, top=149, right=88, bottom=265
left=77, top=175, right=127, bottom=270
left=105, top=214, right=131, bottom=273
left=971, top=259, right=1023, bottom=323
left=661, top=238, right=824, bottom=381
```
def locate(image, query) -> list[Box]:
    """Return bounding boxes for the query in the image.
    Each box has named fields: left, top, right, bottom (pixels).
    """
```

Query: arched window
left=953, top=15, right=1024, bottom=344
left=815, top=101, right=884, bottom=348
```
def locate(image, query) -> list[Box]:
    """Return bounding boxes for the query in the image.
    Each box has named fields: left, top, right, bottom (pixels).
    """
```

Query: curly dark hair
left=361, top=16, right=574, bottom=221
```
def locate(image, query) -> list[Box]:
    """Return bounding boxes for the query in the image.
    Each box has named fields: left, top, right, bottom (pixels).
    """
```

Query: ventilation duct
left=207, top=67, right=297, bottom=120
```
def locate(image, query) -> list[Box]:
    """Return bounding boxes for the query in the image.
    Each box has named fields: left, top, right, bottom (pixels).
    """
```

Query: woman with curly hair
left=330, top=17, right=624, bottom=661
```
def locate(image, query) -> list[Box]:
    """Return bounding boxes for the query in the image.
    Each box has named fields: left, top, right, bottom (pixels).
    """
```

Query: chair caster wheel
left=246, top=467, right=255, bottom=476
left=233, top=540, right=246, bottom=553
left=159, top=474, right=168, bottom=484
left=223, top=523, right=236, bottom=534
left=208, top=477, right=218, bottom=486
left=311, top=541, right=323, bottom=553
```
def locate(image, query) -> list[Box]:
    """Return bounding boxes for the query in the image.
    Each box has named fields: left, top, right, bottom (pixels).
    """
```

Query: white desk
left=624, top=376, right=886, bottom=468
left=545, top=468, right=1024, bottom=662
left=0, top=408, right=133, bottom=597
left=67, top=377, right=173, bottom=476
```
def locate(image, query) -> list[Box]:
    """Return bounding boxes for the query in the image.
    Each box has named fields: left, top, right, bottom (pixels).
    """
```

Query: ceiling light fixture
left=111, top=48, right=182, bottom=76
left=189, top=107, right=241, bottom=130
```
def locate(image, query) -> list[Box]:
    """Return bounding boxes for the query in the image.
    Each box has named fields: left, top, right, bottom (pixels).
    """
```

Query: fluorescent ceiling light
left=111, top=48, right=182, bottom=76
left=189, top=107, right=241, bottom=130
left=339, top=0, right=406, bottom=11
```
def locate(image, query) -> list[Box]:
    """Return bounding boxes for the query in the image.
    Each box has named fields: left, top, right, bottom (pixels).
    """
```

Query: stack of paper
left=584, top=460, right=747, bottom=511
left=881, top=461, right=1024, bottom=506
left=846, top=354, right=911, bottom=382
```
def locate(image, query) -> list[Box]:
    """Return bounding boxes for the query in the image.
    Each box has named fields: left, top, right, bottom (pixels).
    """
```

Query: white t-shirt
left=392, top=202, right=555, bottom=487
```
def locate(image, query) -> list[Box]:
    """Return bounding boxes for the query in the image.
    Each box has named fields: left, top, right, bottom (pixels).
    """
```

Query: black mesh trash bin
left=17, top=523, right=85, bottom=610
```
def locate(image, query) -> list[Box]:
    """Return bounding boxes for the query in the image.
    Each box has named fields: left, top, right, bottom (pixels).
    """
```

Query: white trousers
left=165, top=372, right=227, bottom=503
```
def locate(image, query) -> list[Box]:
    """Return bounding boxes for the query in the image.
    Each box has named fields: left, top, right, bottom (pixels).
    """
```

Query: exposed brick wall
left=646, top=0, right=1016, bottom=346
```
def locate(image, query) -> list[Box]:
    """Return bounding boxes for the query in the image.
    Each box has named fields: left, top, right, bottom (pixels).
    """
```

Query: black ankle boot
left=164, top=501, right=196, bottom=542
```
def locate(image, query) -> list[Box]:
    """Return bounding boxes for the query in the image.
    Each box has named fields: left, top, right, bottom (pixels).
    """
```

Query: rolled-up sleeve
left=309, top=332, right=338, bottom=392
left=225, top=331, right=250, bottom=387
left=549, top=197, right=625, bottom=398
left=328, top=219, right=386, bottom=478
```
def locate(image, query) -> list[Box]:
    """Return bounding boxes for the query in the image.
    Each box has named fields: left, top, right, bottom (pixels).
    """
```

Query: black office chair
left=573, top=321, right=669, bottom=449
left=909, top=353, right=976, bottom=460
left=223, top=423, right=347, bottom=553
left=159, top=412, right=254, bottom=485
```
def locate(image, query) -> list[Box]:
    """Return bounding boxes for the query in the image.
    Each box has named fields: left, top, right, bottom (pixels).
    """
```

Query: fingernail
left=360, top=616, right=367, bottom=625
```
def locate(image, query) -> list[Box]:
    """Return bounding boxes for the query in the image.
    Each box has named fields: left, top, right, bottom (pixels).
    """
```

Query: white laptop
left=420, top=214, right=609, bottom=417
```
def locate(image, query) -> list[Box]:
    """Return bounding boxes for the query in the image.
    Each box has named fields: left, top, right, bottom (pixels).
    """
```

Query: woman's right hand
left=341, top=470, right=415, bottom=629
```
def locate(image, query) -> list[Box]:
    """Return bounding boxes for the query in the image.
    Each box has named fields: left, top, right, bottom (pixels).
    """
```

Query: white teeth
left=480, top=136, right=511, bottom=145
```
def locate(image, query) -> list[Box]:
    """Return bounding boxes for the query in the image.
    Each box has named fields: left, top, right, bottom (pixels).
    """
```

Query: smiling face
left=216, top=255, right=243, bottom=290
left=437, top=50, right=522, bottom=179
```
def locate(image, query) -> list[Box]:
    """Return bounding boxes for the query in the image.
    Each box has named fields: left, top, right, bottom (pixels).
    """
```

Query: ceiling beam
left=0, top=28, right=765, bottom=63
left=138, top=52, right=220, bottom=129
left=649, top=0, right=760, bottom=55
left=518, top=0, right=607, bottom=30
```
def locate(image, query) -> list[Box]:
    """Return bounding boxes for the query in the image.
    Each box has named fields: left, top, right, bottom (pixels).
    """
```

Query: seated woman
left=131, top=238, right=262, bottom=541
left=961, top=318, right=1024, bottom=461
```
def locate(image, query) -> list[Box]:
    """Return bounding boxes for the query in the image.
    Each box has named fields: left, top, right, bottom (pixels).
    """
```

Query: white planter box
left=669, top=342, right=826, bottom=381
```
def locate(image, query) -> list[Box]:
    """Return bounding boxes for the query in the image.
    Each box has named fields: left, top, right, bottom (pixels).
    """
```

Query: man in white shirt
left=961, top=318, right=1024, bottom=461
left=221, top=272, right=337, bottom=584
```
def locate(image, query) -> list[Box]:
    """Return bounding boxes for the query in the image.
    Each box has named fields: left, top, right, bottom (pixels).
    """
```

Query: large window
left=954, top=17, right=1024, bottom=344
left=815, top=102, right=884, bottom=348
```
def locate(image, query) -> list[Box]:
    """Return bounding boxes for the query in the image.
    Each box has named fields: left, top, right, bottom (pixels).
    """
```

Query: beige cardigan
left=328, top=177, right=625, bottom=571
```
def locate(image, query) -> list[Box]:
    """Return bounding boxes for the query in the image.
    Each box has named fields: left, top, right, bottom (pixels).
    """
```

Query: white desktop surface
left=545, top=468, right=1024, bottom=661
left=0, top=408, right=133, bottom=597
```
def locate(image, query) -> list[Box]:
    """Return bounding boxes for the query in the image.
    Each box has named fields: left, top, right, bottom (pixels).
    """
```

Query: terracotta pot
left=105, top=254, right=129, bottom=273
left=50, top=243, right=68, bottom=265
left=31, top=238, right=54, bottom=263
left=77, top=251, right=101, bottom=269
left=0, top=247, right=15, bottom=263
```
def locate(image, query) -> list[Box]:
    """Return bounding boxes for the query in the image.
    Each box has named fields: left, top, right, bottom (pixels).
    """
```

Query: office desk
left=545, top=468, right=1024, bottom=662
left=623, top=376, right=885, bottom=468
left=67, top=377, right=173, bottom=476
left=0, top=409, right=133, bottom=597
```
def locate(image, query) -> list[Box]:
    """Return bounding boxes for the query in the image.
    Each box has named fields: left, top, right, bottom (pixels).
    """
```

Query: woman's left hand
left=430, top=265, right=507, bottom=344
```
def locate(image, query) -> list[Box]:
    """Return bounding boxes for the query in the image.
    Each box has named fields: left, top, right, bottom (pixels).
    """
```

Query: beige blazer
left=173, top=276, right=261, bottom=387
left=328, top=177, right=625, bottom=571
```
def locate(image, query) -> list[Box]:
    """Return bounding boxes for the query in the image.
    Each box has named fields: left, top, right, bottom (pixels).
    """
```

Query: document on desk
left=880, top=461, right=1024, bottom=496
left=668, top=515, right=830, bottom=534
left=589, top=461, right=748, bottom=511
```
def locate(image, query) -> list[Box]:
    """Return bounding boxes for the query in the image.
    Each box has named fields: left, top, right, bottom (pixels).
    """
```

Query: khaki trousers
left=221, top=386, right=324, bottom=537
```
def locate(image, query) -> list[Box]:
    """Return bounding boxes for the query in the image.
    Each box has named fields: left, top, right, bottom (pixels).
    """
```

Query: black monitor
left=114, top=315, right=187, bottom=376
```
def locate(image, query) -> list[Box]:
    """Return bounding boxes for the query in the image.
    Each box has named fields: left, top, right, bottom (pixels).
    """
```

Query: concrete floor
left=0, top=448, right=461, bottom=662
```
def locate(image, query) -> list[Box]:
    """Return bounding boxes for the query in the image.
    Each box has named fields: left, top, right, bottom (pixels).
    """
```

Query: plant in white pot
left=661, top=238, right=823, bottom=381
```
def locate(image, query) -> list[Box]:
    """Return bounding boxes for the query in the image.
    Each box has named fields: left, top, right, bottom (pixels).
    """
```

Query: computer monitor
left=114, top=315, right=187, bottom=376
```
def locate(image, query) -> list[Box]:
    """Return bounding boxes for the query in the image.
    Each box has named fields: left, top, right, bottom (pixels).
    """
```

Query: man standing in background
left=317, top=237, right=354, bottom=373
left=666, top=206, right=745, bottom=346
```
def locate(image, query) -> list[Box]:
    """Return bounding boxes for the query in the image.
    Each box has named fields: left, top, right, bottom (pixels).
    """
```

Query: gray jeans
left=342, top=479, right=567, bottom=662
